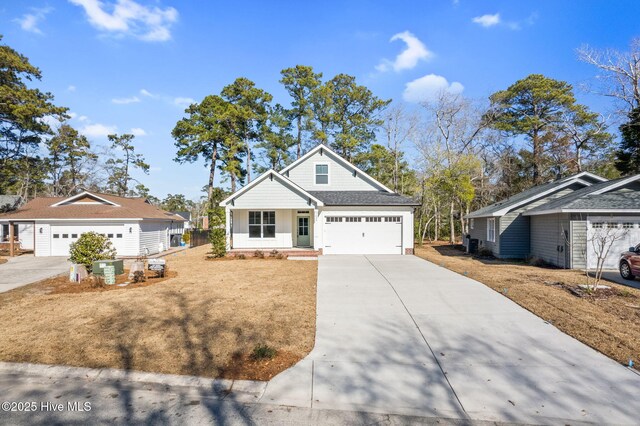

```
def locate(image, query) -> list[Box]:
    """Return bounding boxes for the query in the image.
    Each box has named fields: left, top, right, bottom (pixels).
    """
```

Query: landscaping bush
left=237, top=253, right=246, bottom=260
left=132, top=270, right=146, bottom=283
left=251, top=344, right=277, bottom=360
left=182, top=231, right=191, bottom=245
left=69, top=232, right=116, bottom=272
left=253, top=250, right=265, bottom=258
left=269, top=249, right=279, bottom=257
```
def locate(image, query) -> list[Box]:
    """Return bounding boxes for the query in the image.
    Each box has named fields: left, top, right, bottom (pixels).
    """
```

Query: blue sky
left=2, top=0, right=639, bottom=200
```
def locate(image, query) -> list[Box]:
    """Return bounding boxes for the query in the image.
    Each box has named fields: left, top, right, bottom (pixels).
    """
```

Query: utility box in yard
left=92, top=259, right=124, bottom=276
left=148, top=258, right=166, bottom=277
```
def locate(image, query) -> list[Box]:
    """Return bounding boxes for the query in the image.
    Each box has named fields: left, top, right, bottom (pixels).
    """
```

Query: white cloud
left=69, top=0, right=179, bottom=42
left=14, top=7, right=52, bottom=34
left=78, top=115, right=89, bottom=122
left=173, top=97, right=195, bottom=107
left=68, top=112, right=78, bottom=119
left=376, top=31, right=432, bottom=73
left=472, top=13, right=501, bottom=28
left=130, top=127, right=146, bottom=136
left=139, top=88, right=158, bottom=98
left=79, top=123, right=117, bottom=138
left=67, top=85, right=77, bottom=92
left=403, top=74, right=464, bottom=103
left=112, top=95, right=141, bottom=104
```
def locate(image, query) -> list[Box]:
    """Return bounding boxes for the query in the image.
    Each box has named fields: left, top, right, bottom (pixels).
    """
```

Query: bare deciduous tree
left=577, top=38, right=640, bottom=117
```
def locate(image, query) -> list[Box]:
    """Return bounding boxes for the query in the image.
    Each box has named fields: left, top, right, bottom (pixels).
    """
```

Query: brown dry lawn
left=415, top=243, right=640, bottom=370
left=0, top=245, right=317, bottom=380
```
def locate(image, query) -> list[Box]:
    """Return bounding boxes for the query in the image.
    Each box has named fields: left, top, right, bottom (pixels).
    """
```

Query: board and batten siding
left=231, top=209, right=293, bottom=249
left=530, top=214, right=570, bottom=267
left=232, top=177, right=316, bottom=209
left=285, top=150, right=385, bottom=191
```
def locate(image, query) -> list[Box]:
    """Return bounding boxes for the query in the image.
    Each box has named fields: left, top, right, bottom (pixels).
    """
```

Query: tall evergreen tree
left=105, top=133, right=149, bottom=196
left=221, top=78, right=272, bottom=182
left=486, top=74, right=577, bottom=184
left=255, top=104, right=296, bottom=172
left=615, top=107, right=640, bottom=174
left=280, top=65, right=322, bottom=158
left=0, top=35, right=68, bottom=195
left=46, top=124, right=96, bottom=196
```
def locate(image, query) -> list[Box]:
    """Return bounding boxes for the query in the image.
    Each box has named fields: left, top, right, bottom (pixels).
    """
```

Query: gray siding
left=499, top=212, right=529, bottom=258
left=498, top=183, right=582, bottom=259
left=530, top=214, right=570, bottom=267
left=468, top=217, right=499, bottom=256
left=570, top=219, right=587, bottom=269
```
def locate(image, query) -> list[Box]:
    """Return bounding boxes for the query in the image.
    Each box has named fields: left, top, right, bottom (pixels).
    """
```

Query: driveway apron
left=0, top=256, right=70, bottom=293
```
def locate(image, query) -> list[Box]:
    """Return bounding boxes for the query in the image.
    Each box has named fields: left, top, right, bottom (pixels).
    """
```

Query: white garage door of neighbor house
left=50, top=224, right=128, bottom=257
left=587, top=217, right=640, bottom=269
left=323, top=215, right=402, bottom=255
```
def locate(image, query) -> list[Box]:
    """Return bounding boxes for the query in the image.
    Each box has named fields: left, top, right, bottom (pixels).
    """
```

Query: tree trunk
left=532, top=128, right=541, bottom=184
left=576, top=145, right=583, bottom=172
left=208, top=145, right=217, bottom=202
left=245, top=138, right=251, bottom=183
left=297, top=115, right=302, bottom=159
left=449, top=201, right=455, bottom=243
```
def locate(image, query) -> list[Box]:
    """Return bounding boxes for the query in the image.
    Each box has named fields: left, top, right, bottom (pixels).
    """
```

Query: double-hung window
left=487, top=218, right=496, bottom=242
left=315, top=164, right=329, bottom=185
left=249, top=211, right=276, bottom=238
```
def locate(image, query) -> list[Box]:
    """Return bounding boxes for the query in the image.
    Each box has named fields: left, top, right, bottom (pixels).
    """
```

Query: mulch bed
left=48, top=269, right=178, bottom=295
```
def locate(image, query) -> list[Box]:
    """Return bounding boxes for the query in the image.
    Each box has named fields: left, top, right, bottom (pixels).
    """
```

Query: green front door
left=297, top=216, right=310, bottom=247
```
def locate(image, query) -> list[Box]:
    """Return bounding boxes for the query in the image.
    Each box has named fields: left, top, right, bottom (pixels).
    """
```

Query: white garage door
left=323, top=215, right=402, bottom=255
left=587, top=217, right=640, bottom=269
left=51, top=223, right=128, bottom=257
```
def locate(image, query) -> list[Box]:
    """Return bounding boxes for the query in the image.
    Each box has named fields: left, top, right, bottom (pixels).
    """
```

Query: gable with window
left=249, top=211, right=276, bottom=238
left=487, top=218, right=496, bottom=242
left=315, top=163, right=329, bottom=185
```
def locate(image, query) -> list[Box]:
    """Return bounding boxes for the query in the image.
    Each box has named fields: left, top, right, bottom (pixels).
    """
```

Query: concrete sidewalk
left=0, top=256, right=69, bottom=293
left=0, top=362, right=503, bottom=425
left=261, top=255, right=640, bottom=425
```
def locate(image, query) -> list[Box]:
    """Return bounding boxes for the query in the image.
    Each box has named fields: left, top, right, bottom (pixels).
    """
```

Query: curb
left=0, top=362, right=267, bottom=401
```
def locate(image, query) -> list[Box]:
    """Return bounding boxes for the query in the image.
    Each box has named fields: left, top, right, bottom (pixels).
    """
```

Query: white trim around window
left=314, top=162, right=330, bottom=185
left=470, top=218, right=474, bottom=230
left=487, top=218, right=496, bottom=242
left=248, top=210, right=276, bottom=239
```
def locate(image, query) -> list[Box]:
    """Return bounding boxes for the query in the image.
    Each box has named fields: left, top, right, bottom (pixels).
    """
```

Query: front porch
left=227, top=208, right=317, bottom=251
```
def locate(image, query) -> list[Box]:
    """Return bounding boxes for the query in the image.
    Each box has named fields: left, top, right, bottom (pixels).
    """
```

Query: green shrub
left=251, top=344, right=277, bottom=360
left=182, top=231, right=191, bottom=245
left=69, top=232, right=116, bottom=272
left=253, top=250, right=265, bottom=258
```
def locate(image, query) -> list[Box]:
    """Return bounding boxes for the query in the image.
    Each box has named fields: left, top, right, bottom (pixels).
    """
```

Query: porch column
left=8, top=220, right=14, bottom=257
left=313, top=209, right=319, bottom=250
left=225, top=206, right=231, bottom=250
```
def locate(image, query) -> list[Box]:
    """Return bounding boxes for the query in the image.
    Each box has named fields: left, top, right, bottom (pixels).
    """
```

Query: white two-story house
left=220, top=144, right=418, bottom=255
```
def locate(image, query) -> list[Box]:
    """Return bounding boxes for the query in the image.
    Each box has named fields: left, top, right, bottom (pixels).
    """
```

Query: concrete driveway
left=261, top=255, right=640, bottom=425
left=0, top=255, right=70, bottom=293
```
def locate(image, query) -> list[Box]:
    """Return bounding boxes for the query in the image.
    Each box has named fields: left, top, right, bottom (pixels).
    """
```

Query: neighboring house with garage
left=466, top=172, right=640, bottom=269
left=219, top=144, right=418, bottom=255
left=0, top=191, right=186, bottom=257
left=465, top=172, right=607, bottom=259
left=524, top=175, right=640, bottom=270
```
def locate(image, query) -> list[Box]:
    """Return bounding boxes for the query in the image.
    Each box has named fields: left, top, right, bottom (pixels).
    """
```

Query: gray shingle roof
left=308, top=191, right=419, bottom=206
left=466, top=172, right=607, bottom=218
left=524, top=176, right=640, bottom=214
